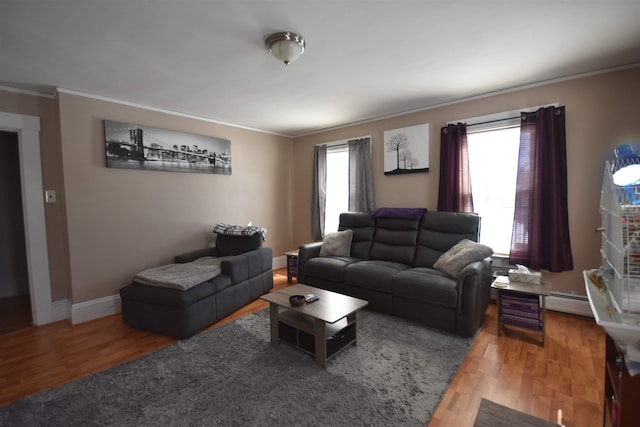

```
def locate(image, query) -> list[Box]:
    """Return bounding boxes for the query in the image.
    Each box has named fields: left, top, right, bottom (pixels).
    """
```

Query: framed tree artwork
left=383, top=123, right=429, bottom=175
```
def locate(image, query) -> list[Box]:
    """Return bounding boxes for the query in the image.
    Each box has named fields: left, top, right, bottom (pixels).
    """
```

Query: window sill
left=491, top=254, right=513, bottom=270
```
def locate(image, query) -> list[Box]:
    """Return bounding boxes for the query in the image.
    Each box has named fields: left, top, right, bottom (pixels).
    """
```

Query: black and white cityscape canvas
left=383, top=123, right=429, bottom=175
left=104, top=120, right=232, bottom=175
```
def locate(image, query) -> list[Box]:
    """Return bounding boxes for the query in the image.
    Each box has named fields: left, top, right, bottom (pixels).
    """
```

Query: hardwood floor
left=0, top=269, right=605, bottom=427
left=429, top=302, right=605, bottom=427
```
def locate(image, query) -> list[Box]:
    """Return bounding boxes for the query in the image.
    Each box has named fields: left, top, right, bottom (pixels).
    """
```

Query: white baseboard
left=59, top=256, right=286, bottom=325
left=491, top=289, right=593, bottom=318
left=53, top=270, right=595, bottom=326
left=51, top=299, right=71, bottom=322
left=71, top=294, right=121, bottom=325
left=273, top=255, right=287, bottom=270
left=546, top=294, right=593, bottom=317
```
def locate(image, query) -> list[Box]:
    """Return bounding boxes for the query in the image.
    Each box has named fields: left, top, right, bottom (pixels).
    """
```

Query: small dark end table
left=492, top=277, right=551, bottom=346
left=284, top=250, right=299, bottom=283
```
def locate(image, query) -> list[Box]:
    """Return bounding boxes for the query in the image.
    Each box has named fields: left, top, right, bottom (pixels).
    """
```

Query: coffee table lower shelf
left=277, top=310, right=357, bottom=366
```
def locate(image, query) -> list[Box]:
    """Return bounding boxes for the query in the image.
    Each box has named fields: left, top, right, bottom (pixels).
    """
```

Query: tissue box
left=508, top=269, right=541, bottom=285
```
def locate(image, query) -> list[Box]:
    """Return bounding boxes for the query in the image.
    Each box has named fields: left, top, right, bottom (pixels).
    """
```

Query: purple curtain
left=509, top=106, right=573, bottom=272
left=437, top=123, right=474, bottom=212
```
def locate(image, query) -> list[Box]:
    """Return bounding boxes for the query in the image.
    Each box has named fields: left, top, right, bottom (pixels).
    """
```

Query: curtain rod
left=321, top=141, right=348, bottom=148
left=466, top=115, right=520, bottom=128
left=451, top=103, right=561, bottom=128
left=315, top=135, right=371, bottom=147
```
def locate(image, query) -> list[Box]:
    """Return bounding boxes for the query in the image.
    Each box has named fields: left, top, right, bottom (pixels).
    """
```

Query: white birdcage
left=586, top=159, right=640, bottom=351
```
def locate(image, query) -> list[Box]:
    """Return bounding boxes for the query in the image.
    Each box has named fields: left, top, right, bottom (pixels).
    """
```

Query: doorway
left=0, top=131, right=32, bottom=332
left=0, top=111, right=54, bottom=327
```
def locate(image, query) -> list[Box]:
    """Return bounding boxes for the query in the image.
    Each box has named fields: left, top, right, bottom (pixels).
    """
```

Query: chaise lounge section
left=298, top=210, right=493, bottom=337
left=120, top=232, right=273, bottom=339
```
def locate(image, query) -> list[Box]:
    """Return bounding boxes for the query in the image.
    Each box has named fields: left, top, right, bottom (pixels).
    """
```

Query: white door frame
left=0, top=111, right=54, bottom=325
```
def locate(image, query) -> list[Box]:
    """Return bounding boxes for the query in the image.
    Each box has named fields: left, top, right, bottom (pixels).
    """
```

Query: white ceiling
left=1, top=1, right=639, bottom=137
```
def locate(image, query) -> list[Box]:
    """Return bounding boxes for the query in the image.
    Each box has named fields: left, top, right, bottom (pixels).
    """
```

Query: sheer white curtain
left=311, top=137, right=375, bottom=240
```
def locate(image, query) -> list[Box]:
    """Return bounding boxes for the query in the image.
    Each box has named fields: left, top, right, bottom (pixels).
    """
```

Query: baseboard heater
left=546, top=291, right=592, bottom=318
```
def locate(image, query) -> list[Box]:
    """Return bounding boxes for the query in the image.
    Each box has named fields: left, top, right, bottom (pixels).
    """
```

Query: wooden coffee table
left=260, top=283, right=368, bottom=368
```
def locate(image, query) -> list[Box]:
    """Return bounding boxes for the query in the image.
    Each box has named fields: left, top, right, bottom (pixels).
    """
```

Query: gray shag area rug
left=0, top=309, right=476, bottom=427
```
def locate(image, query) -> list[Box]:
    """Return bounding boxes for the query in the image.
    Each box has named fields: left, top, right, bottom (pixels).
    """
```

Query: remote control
left=305, top=294, right=319, bottom=303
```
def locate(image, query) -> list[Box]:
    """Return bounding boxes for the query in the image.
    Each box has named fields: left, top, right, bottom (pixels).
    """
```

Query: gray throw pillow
left=433, top=239, right=493, bottom=278
left=319, top=229, right=353, bottom=257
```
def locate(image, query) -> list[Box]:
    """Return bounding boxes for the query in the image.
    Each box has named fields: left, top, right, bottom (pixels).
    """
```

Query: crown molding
left=293, top=62, right=640, bottom=138
left=3, top=62, right=637, bottom=139
left=0, top=84, right=56, bottom=99
left=54, top=87, right=292, bottom=138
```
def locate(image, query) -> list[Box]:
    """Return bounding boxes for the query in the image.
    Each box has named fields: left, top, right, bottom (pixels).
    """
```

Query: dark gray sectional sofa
left=298, top=210, right=492, bottom=337
left=120, top=233, right=273, bottom=339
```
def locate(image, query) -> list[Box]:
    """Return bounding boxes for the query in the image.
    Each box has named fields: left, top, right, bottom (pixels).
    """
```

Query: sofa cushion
left=320, top=229, right=353, bottom=257
left=433, top=239, right=493, bottom=278
left=344, top=260, right=409, bottom=293
left=338, top=212, right=375, bottom=259
left=121, top=274, right=232, bottom=308
left=393, top=268, right=459, bottom=308
left=304, top=256, right=361, bottom=283
left=369, top=217, right=420, bottom=265
left=414, top=211, right=482, bottom=268
left=372, top=207, right=427, bottom=219
left=222, top=247, right=273, bottom=284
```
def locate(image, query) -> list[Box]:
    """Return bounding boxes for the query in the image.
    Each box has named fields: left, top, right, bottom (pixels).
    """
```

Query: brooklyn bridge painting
left=104, top=120, right=232, bottom=175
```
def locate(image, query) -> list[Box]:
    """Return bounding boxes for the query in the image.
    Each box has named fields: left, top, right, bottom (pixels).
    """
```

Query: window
left=445, top=105, right=571, bottom=270
left=312, top=136, right=374, bottom=240
left=324, top=145, right=349, bottom=234
left=467, top=125, right=520, bottom=255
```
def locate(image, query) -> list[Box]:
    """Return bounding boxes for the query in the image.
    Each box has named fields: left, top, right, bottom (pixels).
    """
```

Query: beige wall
left=57, top=93, right=293, bottom=303
left=1, top=88, right=293, bottom=307
left=2, top=66, right=639, bottom=310
left=292, top=67, right=640, bottom=296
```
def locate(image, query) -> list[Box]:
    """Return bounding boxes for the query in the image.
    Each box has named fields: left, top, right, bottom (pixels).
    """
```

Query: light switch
left=45, top=190, right=56, bottom=203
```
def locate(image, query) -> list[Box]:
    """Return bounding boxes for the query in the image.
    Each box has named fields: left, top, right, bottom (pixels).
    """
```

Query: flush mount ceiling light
left=265, top=31, right=305, bottom=66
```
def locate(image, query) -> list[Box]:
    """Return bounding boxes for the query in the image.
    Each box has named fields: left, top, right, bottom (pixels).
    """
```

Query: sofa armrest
left=221, top=247, right=273, bottom=284
left=174, top=247, right=219, bottom=263
left=297, top=242, right=323, bottom=283
left=457, top=258, right=491, bottom=283
left=454, top=257, right=493, bottom=336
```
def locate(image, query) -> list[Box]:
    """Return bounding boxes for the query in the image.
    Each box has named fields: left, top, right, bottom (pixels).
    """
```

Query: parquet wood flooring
left=0, top=269, right=605, bottom=427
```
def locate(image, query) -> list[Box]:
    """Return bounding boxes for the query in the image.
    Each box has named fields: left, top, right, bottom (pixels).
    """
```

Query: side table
left=492, top=277, right=551, bottom=346
left=284, top=250, right=299, bottom=283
